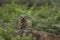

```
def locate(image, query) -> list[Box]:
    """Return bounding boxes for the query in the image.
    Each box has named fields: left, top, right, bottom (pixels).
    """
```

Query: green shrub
left=0, top=36, right=4, bottom=40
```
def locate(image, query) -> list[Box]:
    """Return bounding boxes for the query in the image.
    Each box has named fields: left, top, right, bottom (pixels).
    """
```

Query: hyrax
left=19, top=14, right=32, bottom=29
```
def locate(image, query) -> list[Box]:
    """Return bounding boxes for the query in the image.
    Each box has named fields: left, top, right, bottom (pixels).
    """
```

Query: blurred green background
left=0, top=0, right=60, bottom=40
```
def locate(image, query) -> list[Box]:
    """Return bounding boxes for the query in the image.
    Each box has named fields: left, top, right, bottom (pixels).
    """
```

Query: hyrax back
left=31, top=29, right=60, bottom=40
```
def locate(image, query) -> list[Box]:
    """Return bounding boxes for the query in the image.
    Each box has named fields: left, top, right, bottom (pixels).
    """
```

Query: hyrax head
left=20, top=14, right=27, bottom=21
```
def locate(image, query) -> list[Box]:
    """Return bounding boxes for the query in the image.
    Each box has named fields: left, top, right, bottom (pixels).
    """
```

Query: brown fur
left=31, top=29, right=60, bottom=40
